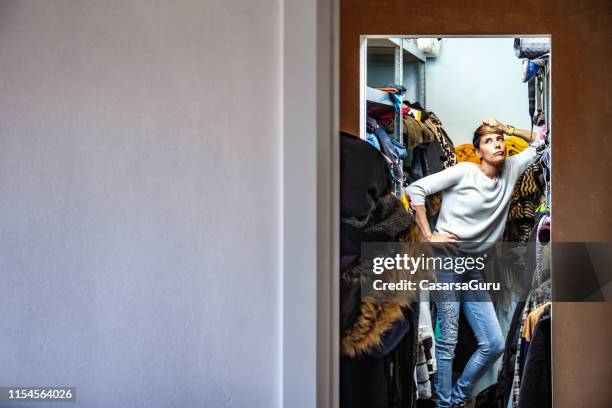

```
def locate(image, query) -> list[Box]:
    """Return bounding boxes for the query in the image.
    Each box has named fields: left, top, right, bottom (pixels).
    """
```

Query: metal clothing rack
left=364, top=38, right=427, bottom=197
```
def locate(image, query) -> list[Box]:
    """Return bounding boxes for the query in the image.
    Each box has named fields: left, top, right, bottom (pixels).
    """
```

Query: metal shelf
left=388, top=38, right=427, bottom=62
left=366, top=87, right=400, bottom=106
left=367, top=38, right=427, bottom=62
left=362, top=37, right=429, bottom=198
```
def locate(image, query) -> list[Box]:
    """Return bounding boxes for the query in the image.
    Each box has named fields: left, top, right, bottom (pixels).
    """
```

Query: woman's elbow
left=405, top=187, right=426, bottom=206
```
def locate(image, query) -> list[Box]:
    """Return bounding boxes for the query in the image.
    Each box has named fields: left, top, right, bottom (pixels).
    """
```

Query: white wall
left=0, top=1, right=282, bottom=407
left=426, top=38, right=531, bottom=146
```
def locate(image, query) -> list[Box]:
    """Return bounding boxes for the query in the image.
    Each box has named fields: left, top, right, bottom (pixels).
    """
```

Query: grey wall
left=0, top=1, right=281, bottom=407
left=426, top=38, right=532, bottom=146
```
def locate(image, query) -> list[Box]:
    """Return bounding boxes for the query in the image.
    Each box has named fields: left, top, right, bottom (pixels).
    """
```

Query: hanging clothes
left=521, top=302, right=550, bottom=343
left=341, top=353, right=390, bottom=408
left=534, top=216, right=551, bottom=284
left=482, top=292, right=530, bottom=408
left=416, top=340, right=433, bottom=400
left=340, top=132, right=391, bottom=222
left=511, top=144, right=541, bottom=244
left=339, top=132, right=421, bottom=408
left=510, top=280, right=551, bottom=408
left=517, top=304, right=551, bottom=408
left=340, top=133, right=413, bottom=356
left=366, top=131, right=382, bottom=151
left=416, top=290, right=436, bottom=400
left=382, top=113, right=435, bottom=150
left=422, top=111, right=457, bottom=169
left=408, top=139, right=446, bottom=183
left=503, top=157, right=546, bottom=243
left=517, top=302, right=550, bottom=378
left=399, top=108, right=458, bottom=228
left=539, top=147, right=551, bottom=210
left=366, top=118, right=406, bottom=183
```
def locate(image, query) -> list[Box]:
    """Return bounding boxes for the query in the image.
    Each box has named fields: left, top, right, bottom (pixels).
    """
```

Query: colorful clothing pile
left=382, top=110, right=435, bottom=150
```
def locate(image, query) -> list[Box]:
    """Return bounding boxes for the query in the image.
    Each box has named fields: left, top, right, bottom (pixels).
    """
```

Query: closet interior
left=341, top=37, right=552, bottom=408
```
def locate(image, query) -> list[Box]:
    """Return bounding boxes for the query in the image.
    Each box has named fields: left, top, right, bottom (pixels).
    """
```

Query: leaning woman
left=405, top=117, right=542, bottom=408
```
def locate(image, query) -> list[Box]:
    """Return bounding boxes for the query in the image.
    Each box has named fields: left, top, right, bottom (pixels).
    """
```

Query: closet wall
left=341, top=1, right=612, bottom=407
left=426, top=38, right=530, bottom=145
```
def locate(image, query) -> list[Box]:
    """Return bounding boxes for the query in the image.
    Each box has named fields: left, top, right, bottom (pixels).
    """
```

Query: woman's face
left=476, top=133, right=506, bottom=164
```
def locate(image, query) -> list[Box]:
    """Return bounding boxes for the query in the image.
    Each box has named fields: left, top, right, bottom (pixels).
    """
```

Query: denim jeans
left=432, top=257, right=505, bottom=408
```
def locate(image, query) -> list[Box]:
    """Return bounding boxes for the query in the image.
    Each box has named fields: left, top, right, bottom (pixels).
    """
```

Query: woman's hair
left=472, top=125, right=504, bottom=149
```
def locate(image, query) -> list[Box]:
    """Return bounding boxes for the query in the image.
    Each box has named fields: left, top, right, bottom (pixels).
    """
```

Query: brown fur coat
left=340, top=194, right=431, bottom=357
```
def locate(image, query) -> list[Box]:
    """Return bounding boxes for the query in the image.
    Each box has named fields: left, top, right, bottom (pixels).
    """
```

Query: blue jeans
left=432, top=261, right=505, bottom=407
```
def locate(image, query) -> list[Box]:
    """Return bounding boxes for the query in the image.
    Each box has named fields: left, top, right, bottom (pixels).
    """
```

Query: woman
left=405, top=117, right=542, bottom=408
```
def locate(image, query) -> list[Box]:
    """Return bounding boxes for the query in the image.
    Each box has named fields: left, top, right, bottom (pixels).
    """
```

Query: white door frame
left=282, top=0, right=339, bottom=407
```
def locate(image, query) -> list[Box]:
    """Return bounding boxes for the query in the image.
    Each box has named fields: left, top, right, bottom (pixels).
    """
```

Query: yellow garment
left=522, top=302, right=551, bottom=342
left=454, top=136, right=529, bottom=164
left=455, top=144, right=480, bottom=164
left=505, top=136, right=529, bottom=157
left=401, top=192, right=410, bottom=211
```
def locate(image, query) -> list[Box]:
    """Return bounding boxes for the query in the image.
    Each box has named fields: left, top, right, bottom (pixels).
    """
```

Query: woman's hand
left=484, top=117, right=538, bottom=142
left=482, top=117, right=509, bottom=133
left=426, top=231, right=458, bottom=243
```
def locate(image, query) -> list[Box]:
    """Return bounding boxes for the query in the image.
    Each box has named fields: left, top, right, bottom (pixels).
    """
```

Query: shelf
left=366, top=87, right=397, bottom=106
left=367, top=38, right=426, bottom=63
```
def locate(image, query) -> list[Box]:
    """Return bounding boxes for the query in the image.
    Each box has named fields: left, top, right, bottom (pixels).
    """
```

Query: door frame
left=282, top=0, right=339, bottom=407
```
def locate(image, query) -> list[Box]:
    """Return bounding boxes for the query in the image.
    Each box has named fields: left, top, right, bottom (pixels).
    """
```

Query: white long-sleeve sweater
left=405, top=140, right=542, bottom=253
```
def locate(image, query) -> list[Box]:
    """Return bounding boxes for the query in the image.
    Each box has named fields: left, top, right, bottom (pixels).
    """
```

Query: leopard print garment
left=504, top=159, right=545, bottom=242
left=423, top=111, right=457, bottom=169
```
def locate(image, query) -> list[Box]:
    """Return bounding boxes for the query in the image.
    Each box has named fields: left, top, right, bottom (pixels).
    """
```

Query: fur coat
left=341, top=194, right=428, bottom=357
